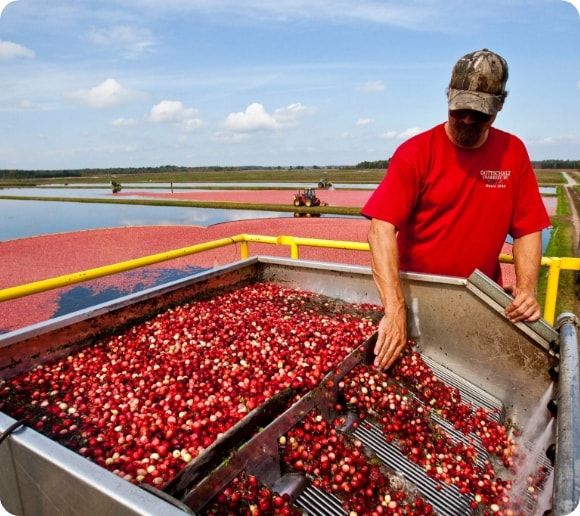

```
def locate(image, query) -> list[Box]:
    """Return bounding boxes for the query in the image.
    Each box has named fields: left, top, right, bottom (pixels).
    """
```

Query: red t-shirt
left=362, top=123, right=550, bottom=282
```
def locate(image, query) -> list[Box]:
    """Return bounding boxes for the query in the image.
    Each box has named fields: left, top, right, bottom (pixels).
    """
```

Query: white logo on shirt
left=480, top=169, right=511, bottom=189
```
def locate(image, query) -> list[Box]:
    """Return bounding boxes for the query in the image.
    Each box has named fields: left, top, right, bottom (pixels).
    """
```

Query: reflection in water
left=54, top=265, right=207, bottom=318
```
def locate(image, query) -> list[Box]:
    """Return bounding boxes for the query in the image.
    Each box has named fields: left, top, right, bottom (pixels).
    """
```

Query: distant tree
left=531, top=160, right=580, bottom=169
left=355, top=159, right=391, bottom=169
left=111, top=180, right=122, bottom=193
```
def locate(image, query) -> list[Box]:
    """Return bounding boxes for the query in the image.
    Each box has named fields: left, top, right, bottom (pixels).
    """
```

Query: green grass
left=537, top=186, right=576, bottom=315
left=0, top=195, right=362, bottom=216
left=534, top=169, right=566, bottom=185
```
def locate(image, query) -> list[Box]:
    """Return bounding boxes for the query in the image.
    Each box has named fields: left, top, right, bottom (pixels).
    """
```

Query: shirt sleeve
left=361, top=149, right=422, bottom=229
left=509, top=142, right=551, bottom=239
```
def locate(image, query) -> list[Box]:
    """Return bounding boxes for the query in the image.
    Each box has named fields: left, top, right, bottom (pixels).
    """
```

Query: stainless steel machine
left=0, top=257, right=578, bottom=515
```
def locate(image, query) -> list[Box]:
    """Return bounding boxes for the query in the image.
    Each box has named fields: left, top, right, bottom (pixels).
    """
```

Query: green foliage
left=355, top=160, right=390, bottom=169
left=556, top=186, right=572, bottom=216
left=531, top=160, right=580, bottom=169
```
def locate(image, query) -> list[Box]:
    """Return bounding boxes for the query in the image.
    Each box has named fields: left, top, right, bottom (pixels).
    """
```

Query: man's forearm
left=513, top=231, right=542, bottom=293
left=367, top=219, right=405, bottom=311
left=367, top=218, right=407, bottom=368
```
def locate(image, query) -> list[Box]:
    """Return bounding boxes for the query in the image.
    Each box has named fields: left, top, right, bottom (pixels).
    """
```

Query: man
left=362, top=49, right=550, bottom=370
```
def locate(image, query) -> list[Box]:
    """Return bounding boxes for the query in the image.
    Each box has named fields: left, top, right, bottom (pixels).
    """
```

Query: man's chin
left=451, top=128, right=484, bottom=148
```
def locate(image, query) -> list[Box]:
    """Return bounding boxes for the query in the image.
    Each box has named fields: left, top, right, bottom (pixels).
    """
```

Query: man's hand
left=374, top=304, right=407, bottom=370
left=504, top=286, right=542, bottom=322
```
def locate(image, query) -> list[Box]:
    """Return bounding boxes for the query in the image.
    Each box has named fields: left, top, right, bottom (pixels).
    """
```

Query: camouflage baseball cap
left=448, top=49, right=509, bottom=115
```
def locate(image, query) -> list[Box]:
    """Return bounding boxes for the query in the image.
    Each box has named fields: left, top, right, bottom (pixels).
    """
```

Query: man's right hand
left=373, top=304, right=407, bottom=370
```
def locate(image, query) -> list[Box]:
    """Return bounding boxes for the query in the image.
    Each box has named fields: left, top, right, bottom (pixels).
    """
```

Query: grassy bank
left=537, top=185, right=576, bottom=315
left=0, top=195, right=362, bottom=216
left=535, top=169, right=567, bottom=184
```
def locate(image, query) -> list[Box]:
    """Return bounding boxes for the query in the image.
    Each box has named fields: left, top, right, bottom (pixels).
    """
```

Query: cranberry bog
left=0, top=257, right=577, bottom=516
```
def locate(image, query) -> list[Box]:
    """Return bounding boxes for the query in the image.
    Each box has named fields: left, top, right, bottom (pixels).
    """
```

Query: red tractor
left=293, top=188, right=322, bottom=207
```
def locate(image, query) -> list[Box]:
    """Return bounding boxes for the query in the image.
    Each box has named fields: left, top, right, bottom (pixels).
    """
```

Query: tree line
left=530, top=160, right=580, bottom=169
left=0, top=159, right=577, bottom=179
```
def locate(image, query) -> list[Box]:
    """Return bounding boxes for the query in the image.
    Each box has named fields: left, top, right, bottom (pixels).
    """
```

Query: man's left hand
left=504, top=286, right=542, bottom=322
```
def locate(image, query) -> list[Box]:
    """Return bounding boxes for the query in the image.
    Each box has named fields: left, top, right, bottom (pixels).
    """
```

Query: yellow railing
left=0, top=234, right=578, bottom=326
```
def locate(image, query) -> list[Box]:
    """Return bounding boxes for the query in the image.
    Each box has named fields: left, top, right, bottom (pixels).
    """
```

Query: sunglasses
left=449, top=109, right=493, bottom=123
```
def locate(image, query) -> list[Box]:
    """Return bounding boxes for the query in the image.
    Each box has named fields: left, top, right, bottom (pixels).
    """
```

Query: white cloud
left=273, top=102, right=314, bottom=124
left=380, top=127, right=422, bottom=140
left=224, top=103, right=278, bottom=132
left=19, top=100, right=33, bottom=109
left=356, top=118, right=375, bottom=126
left=398, top=127, right=422, bottom=139
left=149, top=100, right=204, bottom=131
left=88, top=25, right=156, bottom=57
left=65, top=79, right=144, bottom=108
left=149, top=100, right=197, bottom=123
left=360, top=80, right=384, bottom=93
left=0, top=41, right=35, bottom=60
left=223, top=102, right=314, bottom=133
left=181, top=118, right=204, bottom=131
left=112, top=117, right=139, bottom=126
left=577, top=80, right=580, bottom=89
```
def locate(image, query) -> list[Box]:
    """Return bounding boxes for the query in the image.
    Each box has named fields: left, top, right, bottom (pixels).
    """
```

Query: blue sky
left=0, top=0, right=578, bottom=169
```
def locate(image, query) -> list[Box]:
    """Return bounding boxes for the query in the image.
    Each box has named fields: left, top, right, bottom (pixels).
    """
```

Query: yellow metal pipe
left=544, top=258, right=562, bottom=325
left=291, top=236, right=370, bottom=252
left=499, top=254, right=555, bottom=267
left=0, top=235, right=247, bottom=303
left=241, top=234, right=280, bottom=245
left=240, top=241, right=249, bottom=259
left=275, top=236, right=298, bottom=259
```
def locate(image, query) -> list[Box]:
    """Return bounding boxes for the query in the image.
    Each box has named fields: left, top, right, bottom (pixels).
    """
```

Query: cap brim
left=448, top=88, right=503, bottom=115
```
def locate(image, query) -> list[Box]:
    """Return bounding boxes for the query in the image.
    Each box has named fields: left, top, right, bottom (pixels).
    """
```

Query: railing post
left=290, top=241, right=299, bottom=259
left=277, top=236, right=300, bottom=259
left=240, top=240, right=249, bottom=259
left=544, top=257, right=561, bottom=326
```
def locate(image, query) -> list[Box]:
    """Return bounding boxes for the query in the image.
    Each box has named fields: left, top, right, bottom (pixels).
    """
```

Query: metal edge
left=0, top=413, right=187, bottom=516
left=255, top=256, right=469, bottom=286
left=466, top=270, right=558, bottom=351
left=0, top=257, right=261, bottom=347
left=553, top=316, right=580, bottom=516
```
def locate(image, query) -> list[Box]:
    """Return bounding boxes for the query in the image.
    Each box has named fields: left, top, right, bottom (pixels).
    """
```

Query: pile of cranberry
left=391, top=352, right=513, bottom=465
left=279, top=411, right=434, bottom=515
left=0, top=282, right=378, bottom=487
left=340, top=359, right=518, bottom=514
